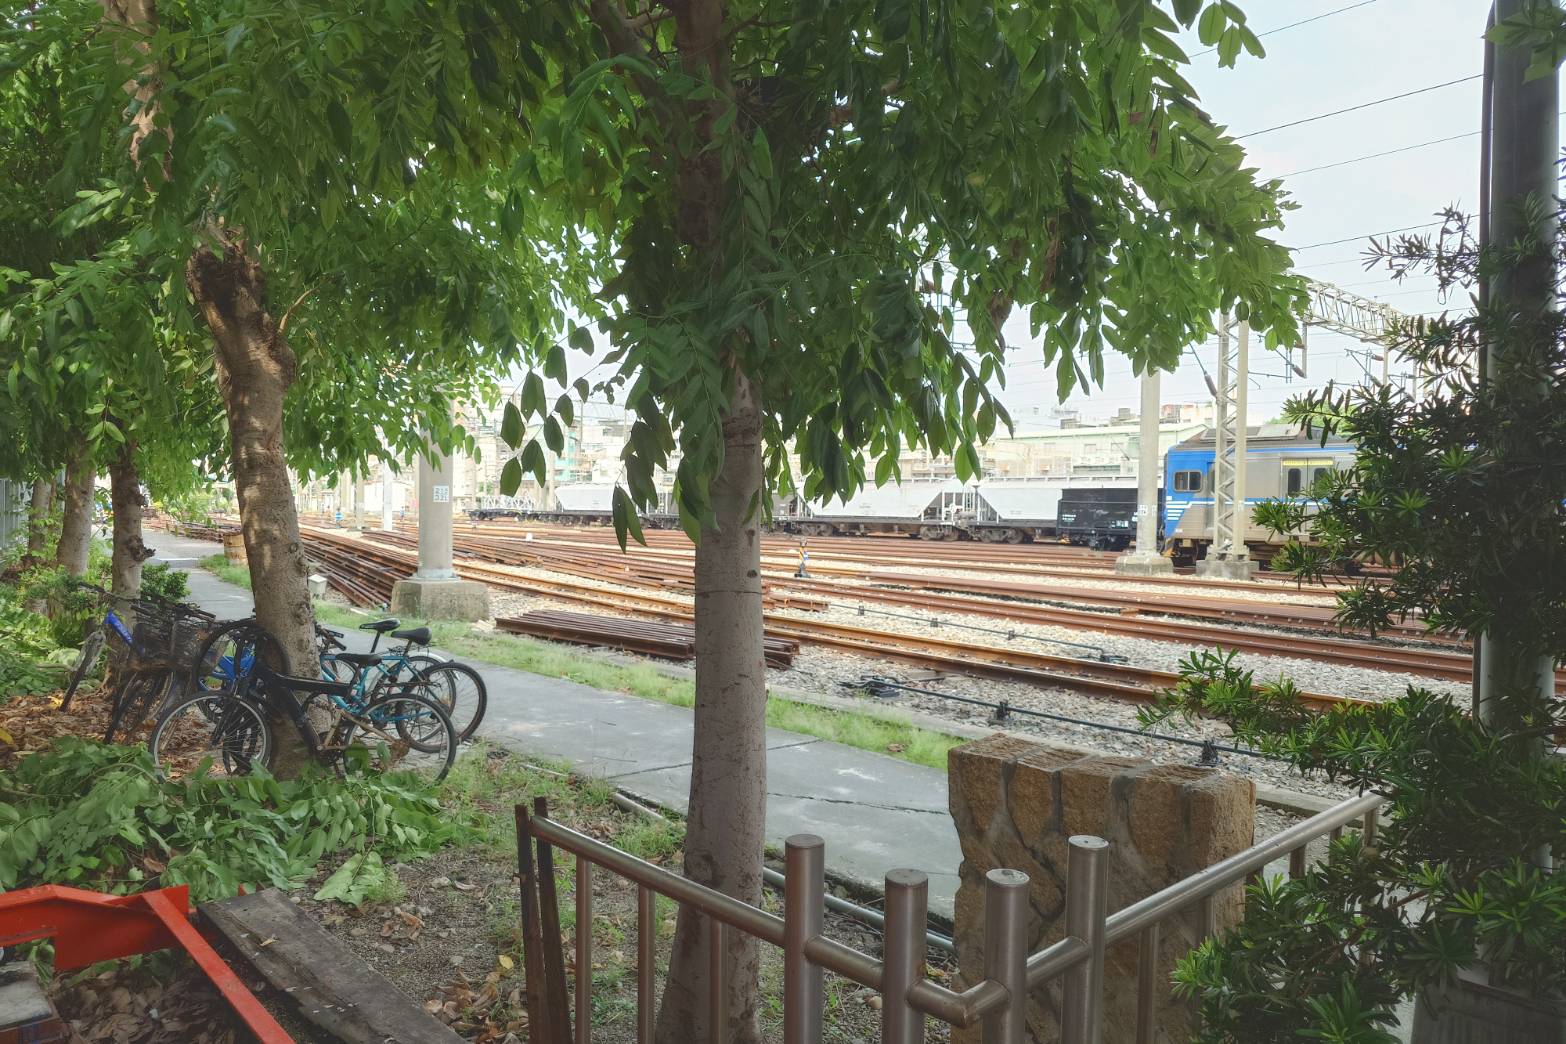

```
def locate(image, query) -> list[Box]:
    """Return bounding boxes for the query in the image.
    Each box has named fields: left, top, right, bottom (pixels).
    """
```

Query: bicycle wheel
left=336, top=692, right=456, bottom=782
left=105, top=670, right=172, bottom=743
left=150, top=691, right=272, bottom=779
left=188, top=619, right=280, bottom=695
left=60, top=628, right=106, bottom=711
left=412, top=661, right=487, bottom=742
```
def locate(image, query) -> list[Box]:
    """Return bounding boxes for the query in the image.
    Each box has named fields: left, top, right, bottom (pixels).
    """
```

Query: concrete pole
left=380, top=461, right=394, bottom=531
left=1232, top=321, right=1250, bottom=563
left=415, top=436, right=456, bottom=580
left=1115, top=368, right=1172, bottom=575
left=352, top=474, right=365, bottom=531
left=1476, top=0, right=1558, bottom=727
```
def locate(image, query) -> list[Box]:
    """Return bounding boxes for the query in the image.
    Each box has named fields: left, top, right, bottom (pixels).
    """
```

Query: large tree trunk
left=187, top=235, right=318, bottom=775
left=55, top=446, right=96, bottom=578
left=655, top=376, right=767, bottom=1044
left=25, top=477, right=53, bottom=562
left=108, top=440, right=153, bottom=600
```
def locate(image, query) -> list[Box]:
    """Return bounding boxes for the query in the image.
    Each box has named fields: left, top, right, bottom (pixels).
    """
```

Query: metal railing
left=516, top=790, right=1385, bottom=1044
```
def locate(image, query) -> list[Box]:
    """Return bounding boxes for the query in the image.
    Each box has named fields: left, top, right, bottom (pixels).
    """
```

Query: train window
left=1286, top=468, right=1303, bottom=495
left=1311, top=466, right=1332, bottom=485
left=1173, top=470, right=1201, bottom=492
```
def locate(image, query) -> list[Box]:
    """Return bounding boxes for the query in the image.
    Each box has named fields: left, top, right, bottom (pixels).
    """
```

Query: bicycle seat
left=360, top=618, right=400, bottom=633
left=332, top=652, right=384, bottom=668
left=392, top=626, right=431, bottom=646
left=256, top=662, right=353, bottom=695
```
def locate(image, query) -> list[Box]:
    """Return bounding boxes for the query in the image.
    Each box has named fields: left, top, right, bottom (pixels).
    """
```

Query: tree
left=1143, top=190, right=1566, bottom=1042
left=494, top=1, right=1304, bottom=1036
left=7, top=0, right=560, bottom=762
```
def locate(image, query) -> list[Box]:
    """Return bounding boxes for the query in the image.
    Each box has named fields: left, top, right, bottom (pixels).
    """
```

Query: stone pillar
left=948, top=736, right=1254, bottom=1044
left=1116, top=369, right=1172, bottom=576
left=415, top=442, right=455, bottom=579
left=380, top=461, right=394, bottom=532
left=390, top=435, right=489, bottom=620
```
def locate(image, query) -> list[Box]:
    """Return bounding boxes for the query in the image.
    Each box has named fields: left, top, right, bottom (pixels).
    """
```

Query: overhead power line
left=1290, top=220, right=1446, bottom=251
left=1276, top=111, right=1566, bottom=178
left=1235, top=74, right=1482, bottom=140
left=1192, top=0, right=1380, bottom=58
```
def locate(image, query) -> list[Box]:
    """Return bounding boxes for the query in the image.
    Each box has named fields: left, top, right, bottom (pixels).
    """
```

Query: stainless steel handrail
left=1105, top=791, right=1384, bottom=946
left=522, top=787, right=1387, bottom=1044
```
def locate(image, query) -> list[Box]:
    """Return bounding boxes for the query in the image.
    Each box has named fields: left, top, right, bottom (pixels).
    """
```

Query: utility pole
left=1197, top=314, right=1256, bottom=579
left=1115, top=368, right=1173, bottom=576
left=1476, top=0, right=1558, bottom=725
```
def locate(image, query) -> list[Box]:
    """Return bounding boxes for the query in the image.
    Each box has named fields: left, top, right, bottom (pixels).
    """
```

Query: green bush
left=139, top=562, right=189, bottom=602
left=0, top=585, right=72, bottom=697
left=0, top=739, right=473, bottom=901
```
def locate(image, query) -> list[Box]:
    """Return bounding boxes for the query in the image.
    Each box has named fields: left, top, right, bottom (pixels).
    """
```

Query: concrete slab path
left=149, top=532, right=964, bottom=916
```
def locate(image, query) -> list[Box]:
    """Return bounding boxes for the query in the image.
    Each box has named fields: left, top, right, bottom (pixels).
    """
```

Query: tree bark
left=187, top=234, right=319, bottom=775
left=108, top=440, right=153, bottom=600
left=55, top=446, right=96, bottom=578
left=655, top=375, right=767, bottom=1044
left=26, top=477, right=53, bottom=562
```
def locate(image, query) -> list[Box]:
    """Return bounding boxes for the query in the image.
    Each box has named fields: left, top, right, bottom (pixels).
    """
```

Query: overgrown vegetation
left=0, top=738, right=469, bottom=902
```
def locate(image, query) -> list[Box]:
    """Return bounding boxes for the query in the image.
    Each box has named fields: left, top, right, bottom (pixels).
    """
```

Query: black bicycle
left=150, top=649, right=459, bottom=782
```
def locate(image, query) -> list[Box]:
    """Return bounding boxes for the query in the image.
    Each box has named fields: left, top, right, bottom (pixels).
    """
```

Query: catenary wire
left=1234, top=74, right=1481, bottom=140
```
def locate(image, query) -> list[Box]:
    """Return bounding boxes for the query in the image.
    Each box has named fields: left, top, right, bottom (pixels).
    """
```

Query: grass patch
left=199, top=553, right=251, bottom=589
left=423, top=620, right=963, bottom=769
left=197, top=561, right=965, bottom=771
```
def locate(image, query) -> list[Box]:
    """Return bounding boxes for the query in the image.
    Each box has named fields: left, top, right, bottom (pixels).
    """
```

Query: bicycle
left=317, top=618, right=487, bottom=741
left=149, top=656, right=458, bottom=782
left=60, top=582, right=214, bottom=743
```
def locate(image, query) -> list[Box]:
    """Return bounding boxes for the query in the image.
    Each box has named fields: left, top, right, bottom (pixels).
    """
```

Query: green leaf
left=569, top=324, right=594, bottom=354
left=1173, top=0, right=1202, bottom=25
left=500, top=457, right=522, bottom=496
left=543, top=416, right=564, bottom=454
left=522, top=373, right=546, bottom=417
left=751, top=128, right=773, bottom=181
left=500, top=401, right=523, bottom=448
left=611, top=486, right=645, bottom=550
left=313, top=851, right=384, bottom=906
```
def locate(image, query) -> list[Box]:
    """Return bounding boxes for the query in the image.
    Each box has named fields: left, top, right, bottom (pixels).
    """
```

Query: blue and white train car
left=1162, top=424, right=1356, bottom=565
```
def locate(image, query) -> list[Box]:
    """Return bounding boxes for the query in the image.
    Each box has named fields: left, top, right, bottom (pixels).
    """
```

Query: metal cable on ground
left=818, top=599, right=1125, bottom=663
left=845, top=675, right=1285, bottom=767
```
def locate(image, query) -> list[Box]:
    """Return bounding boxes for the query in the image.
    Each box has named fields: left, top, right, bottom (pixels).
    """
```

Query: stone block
left=1114, top=552, right=1175, bottom=576
left=947, top=735, right=1254, bottom=1044
left=388, top=578, right=490, bottom=622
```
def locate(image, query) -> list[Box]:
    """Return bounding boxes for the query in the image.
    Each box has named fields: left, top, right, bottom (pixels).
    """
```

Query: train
left=1161, top=423, right=1355, bottom=566
left=467, top=424, right=1356, bottom=562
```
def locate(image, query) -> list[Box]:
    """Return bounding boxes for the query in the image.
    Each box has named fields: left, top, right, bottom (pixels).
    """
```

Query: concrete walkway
left=150, top=532, right=964, bottom=916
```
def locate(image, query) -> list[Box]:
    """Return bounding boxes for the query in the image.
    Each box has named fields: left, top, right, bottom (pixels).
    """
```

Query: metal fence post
left=1134, top=923, right=1160, bottom=1044
left=1059, top=835, right=1109, bottom=1044
left=784, top=835, right=825, bottom=1044
left=981, top=868, right=1029, bottom=1044
left=575, top=859, right=592, bottom=1044
left=882, top=868, right=928, bottom=1044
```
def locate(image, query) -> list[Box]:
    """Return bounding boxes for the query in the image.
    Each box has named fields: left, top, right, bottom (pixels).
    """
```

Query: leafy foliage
left=0, top=739, right=469, bottom=902
left=491, top=0, right=1305, bottom=539
left=138, top=562, right=189, bottom=603
left=1145, top=179, right=1566, bottom=1036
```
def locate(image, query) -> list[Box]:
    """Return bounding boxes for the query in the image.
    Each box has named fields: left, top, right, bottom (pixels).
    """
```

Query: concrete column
left=415, top=439, right=456, bottom=580
left=1116, top=369, right=1172, bottom=576
left=391, top=432, right=489, bottom=620
left=380, top=461, right=394, bottom=532
left=1232, top=320, right=1250, bottom=562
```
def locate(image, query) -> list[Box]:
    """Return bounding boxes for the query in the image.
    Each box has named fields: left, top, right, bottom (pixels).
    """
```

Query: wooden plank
left=200, top=889, right=466, bottom=1044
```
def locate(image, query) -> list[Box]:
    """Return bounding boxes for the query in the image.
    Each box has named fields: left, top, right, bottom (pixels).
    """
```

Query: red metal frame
left=0, top=884, right=292, bottom=1043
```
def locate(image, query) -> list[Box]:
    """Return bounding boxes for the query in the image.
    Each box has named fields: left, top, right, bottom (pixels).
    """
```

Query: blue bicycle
left=60, top=582, right=214, bottom=743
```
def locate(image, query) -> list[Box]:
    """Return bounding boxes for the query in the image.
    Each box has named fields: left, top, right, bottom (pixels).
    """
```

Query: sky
left=1008, top=0, right=1498, bottom=424
left=535, top=0, right=1516, bottom=431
